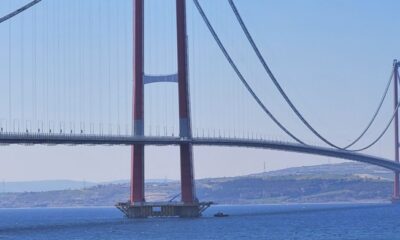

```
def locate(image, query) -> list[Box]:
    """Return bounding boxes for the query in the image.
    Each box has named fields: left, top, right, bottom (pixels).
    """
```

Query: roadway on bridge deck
left=0, top=133, right=398, bottom=172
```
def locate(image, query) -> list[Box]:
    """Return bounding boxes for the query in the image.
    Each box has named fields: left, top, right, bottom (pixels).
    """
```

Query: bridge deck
left=0, top=133, right=398, bottom=172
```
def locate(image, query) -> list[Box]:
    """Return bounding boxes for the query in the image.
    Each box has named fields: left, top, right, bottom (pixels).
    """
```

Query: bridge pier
left=177, top=0, right=196, bottom=204
left=392, top=60, right=400, bottom=203
left=392, top=177, right=400, bottom=204
left=130, top=0, right=145, bottom=204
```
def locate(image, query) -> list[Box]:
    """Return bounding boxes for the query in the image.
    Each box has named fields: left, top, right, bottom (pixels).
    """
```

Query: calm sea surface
left=0, top=203, right=400, bottom=240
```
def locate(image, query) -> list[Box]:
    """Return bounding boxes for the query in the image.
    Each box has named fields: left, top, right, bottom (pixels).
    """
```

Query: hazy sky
left=0, top=0, right=399, bottom=182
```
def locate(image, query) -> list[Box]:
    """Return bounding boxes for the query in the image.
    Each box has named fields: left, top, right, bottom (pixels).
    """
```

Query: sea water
left=0, top=203, right=399, bottom=240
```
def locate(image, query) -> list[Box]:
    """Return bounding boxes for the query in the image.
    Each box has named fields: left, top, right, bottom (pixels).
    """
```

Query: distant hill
left=0, top=180, right=97, bottom=193
left=250, top=162, right=392, bottom=180
left=0, top=179, right=176, bottom=193
left=0, top=162, right=394, bottom=208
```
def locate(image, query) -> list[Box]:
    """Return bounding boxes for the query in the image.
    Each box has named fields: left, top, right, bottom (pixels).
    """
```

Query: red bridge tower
left=393, top=59, right=400, bottom=203
left=116, top=0, right=211, bottom=218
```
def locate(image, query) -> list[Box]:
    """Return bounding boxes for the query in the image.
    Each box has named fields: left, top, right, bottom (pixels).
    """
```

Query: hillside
left=0, top=162, right=394, bottom=208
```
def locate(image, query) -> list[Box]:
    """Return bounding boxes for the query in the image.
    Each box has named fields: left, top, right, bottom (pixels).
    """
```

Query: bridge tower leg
left=176, top=0, right=196, bottom=205
left=130, top=0, right=145, bottom=204
left=393, top=59, right=400, bottom=203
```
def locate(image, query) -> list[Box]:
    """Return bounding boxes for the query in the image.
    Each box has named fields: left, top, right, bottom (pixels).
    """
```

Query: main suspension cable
left=228, top=0, right=395, bottom=150
left=352, top=99, right=400, bottom=152
left=193, top=0, right=306, bottom=145
left=0, top=0, right=42, bottom=24
left=196, top=0, right=399, bottom=152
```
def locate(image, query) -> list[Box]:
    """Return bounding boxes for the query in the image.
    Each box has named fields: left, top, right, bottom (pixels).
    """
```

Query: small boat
left=214, top=212, right=229, bottom=217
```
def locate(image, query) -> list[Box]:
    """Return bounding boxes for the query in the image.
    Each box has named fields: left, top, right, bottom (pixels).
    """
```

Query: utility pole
left=263, top=161, right=266, bottom=174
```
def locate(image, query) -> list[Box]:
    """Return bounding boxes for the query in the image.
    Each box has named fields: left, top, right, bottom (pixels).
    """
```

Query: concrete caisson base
left=391, top=196, right=400, bottom=204
left=116, top=201, right=213, bottom=218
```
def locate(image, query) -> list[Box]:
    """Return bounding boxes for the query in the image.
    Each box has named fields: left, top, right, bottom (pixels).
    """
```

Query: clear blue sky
left=0, top=0, right=399, bottom=182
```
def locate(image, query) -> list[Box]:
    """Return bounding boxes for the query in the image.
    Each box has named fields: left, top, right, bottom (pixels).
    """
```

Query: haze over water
left=1, top=203, right=399, bottom=240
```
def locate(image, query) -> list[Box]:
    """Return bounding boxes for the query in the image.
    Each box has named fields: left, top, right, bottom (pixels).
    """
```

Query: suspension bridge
left=1, top=0, right=399, bottom=217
